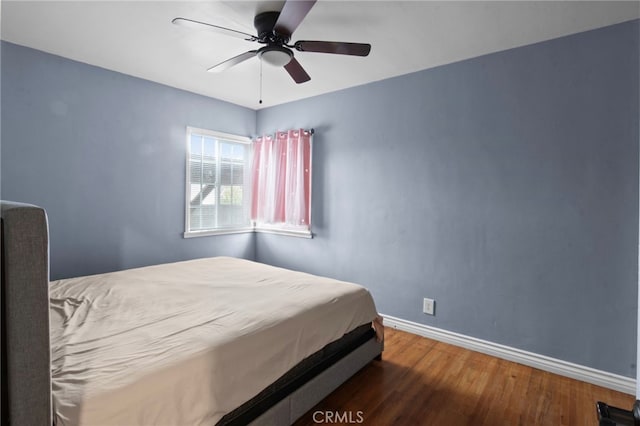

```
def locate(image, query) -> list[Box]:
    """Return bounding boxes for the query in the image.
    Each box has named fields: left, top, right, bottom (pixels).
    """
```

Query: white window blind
left=185, top=127, right=252, bottom=237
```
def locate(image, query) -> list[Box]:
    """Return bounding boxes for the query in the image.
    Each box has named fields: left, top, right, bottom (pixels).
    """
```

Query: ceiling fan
left=172, top=0, right=371, bottom=84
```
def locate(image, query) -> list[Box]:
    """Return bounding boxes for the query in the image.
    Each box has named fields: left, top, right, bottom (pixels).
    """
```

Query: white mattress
left=49, top=257, right=378, bottom=426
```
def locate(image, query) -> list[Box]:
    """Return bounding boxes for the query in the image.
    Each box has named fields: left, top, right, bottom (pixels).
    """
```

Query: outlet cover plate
left=423, top=298, right=435, bottom=315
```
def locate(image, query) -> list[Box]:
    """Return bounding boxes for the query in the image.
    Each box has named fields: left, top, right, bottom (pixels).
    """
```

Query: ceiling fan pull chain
left=259, top=59, right=263, bottom=105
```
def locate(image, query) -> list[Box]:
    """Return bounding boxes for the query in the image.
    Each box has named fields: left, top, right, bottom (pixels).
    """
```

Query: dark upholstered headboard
left=1, top=201, right=52, bottom=425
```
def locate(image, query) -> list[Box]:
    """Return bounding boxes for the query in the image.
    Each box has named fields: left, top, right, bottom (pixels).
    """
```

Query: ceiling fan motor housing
left=254, top=11, right=289, bottom=43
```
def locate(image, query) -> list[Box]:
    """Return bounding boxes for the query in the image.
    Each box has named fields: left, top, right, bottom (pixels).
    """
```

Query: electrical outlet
left=423, top=298, right=435, bottom=315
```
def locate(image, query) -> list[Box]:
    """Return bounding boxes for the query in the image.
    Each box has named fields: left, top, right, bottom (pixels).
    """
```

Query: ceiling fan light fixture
left=259, top=46, right=293, bottom=67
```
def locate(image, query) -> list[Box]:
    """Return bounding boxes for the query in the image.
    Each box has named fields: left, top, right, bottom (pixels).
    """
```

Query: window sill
left=254, top=227, right=313, bottom=239
left=183, top=227, right=254, bottom=238
left=183, top=226, right=313, bottom=239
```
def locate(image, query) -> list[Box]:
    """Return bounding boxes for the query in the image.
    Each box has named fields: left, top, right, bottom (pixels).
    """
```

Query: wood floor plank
left=293, top=327, right=635, bottom=426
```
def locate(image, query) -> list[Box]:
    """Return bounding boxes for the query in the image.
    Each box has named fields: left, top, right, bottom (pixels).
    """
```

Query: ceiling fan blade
left=208, top=51, right=258, bottom=73
left=274, top=0, right=316, bottom=37
left=284, top=57, right=311, bottom=84
left=172, top=17, right=257, bottom=41
left=294, top=41, right=371, bottom=56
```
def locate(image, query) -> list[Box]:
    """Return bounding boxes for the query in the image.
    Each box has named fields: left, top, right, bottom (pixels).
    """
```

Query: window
left=185, top=127, right=252, bottom=237
left=251, top=129, right=313, bottom=237
left=184, top=127, right=313, bottom=238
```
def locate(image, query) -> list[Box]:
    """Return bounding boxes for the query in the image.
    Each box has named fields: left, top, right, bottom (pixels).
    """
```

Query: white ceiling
left=2, top=1, right=639, bottom=110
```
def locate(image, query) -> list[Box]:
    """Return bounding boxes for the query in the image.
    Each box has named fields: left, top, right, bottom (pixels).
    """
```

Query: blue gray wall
left=1, top=42, right=256, bottom=280
left=1, top=20, right=638, bottom=378
left=256, top=20, right=640, bottom=377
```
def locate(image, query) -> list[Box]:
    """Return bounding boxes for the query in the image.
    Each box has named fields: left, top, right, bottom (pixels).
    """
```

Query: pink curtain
left=251, top=129, right=311, bottom=229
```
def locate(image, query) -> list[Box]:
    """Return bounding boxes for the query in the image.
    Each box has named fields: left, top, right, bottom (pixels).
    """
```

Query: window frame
left=184, top=127, right=253, bottom=238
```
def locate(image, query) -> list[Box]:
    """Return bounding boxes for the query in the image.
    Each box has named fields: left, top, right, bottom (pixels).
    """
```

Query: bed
left=1, top=201, right=383, bottom=425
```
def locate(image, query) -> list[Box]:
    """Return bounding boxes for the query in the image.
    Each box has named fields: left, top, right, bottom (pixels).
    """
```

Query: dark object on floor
left=596, top=400, right=640, bottom=425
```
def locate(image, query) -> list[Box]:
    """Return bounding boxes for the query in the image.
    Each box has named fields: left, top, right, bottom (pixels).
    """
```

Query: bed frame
left=0, top=201, right=382, bottom=426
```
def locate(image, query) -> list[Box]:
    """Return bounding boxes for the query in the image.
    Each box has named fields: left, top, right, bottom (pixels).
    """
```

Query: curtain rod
left=253, top=128, right=314, bottom=138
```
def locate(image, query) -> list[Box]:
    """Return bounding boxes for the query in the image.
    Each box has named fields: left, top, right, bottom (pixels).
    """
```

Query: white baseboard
left=381, top=314, right=636, bottom=395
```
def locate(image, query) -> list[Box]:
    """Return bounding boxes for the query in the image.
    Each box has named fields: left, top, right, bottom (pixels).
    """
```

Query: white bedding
left=49, top=257, right=378, bottom=426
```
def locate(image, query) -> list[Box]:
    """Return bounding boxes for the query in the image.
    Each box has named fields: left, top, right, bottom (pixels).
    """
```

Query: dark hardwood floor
left=294, top=327, right=635, bottom=426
